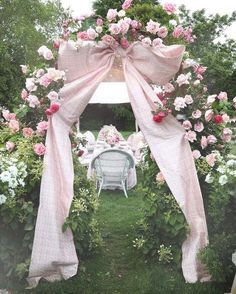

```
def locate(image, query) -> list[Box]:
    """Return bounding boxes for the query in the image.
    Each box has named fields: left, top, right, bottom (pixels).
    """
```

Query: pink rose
left=184, top=95, right=193, bottom=104
left=47, top=91, right=58, bottom=101
left=192, top=150, right=201, bottom=159
left=101, top=35, right=119, bottom=49
left=218, top=91, right=228, bottom=101
left=96, top=18, right=103, bottom=26
left=6, top=141, right=15, bottom=152
left=194, top=121, right=204, bottom=132
left=158, top=26, right=168, bottom=38
left=107, top=9, right=118, bottom=22
left=118, top=19, right=130, bottom=34
left=207, top=95, right=217, bottom=105
left=109, top=23, right=121, bottom=35
left=146, top=19, right=160, bottom=34
left=184, top=130, right=197, bottom=142
left=152, top=38, right=163, bottom=48
left=182, top=120, right=192, bottom=130
left=21, top=89, right=28, bottom=100
left=156, top=171, right=165, bottom=183
left=207, top=135, right=217, bottom=144
left=174, top=97, right=186, bottom=111
left=131, top=20, right=139, bottom=29
left=200, top=136, right=208, bottom=149
left=221, top=128, right=232, bottom=142
left=222, top=113, right=230, bottom=123
left=122, top=0, right=133, bottom=10
left=47, top=68, right=65, bottom=81
left=23, top=127, right=34, bottom=138
left=164, top=82, right=175, bottom=93
left=204, top=109, right=214, bottom=122
left=87, top=28, right=97, bottom=40
left=194, top=65, right=207, bottom=75
left=163, top=3, right=177, bottom=14
left=39, top=74, right=52, bottom=88
left=172, top=25, right=184, bottom=38
left=8, top=119, right=19, bottom=133
left=43, top=49, right=54, bottom=60
left=206, top=153, right=217, bottom=167
left=77, top=31, right=89, bottom=40
left=142, top=37, right=152, bottom=47
left=35, top=69, right=45, bottom=78
left=192, top=109, right=202, bottom=119
left=27, top=95, right=40, bottom=108
left=2, top=110, right=16, bottom=121
left=34, top=143, right=46, bottom=156
left=176, top=73, right=190, bottom=86
left=25, top=78, right=37, bottom=92
left=37, top=121, right=49, bottom=133
left=120, top=38, right=130, bottom=49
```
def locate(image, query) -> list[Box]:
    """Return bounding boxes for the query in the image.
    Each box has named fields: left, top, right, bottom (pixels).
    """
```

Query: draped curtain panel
left=27, top=41, right=209, bottom=288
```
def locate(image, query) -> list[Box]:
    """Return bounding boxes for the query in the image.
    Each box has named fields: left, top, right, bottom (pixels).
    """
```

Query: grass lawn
left=2, top=189, right=230, bottom=293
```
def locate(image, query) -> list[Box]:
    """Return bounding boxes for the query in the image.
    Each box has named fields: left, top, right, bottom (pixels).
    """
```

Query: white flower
left=205, top=174, right=214, bottom=183
left=27, top=95, right=40, bottom=108
left=0, top=171, right=11, bottom=182
left=219, top=175, right=228, bottom=185
left=169, top=19, right=177, bottom=26
left=8, top=165, right=18, bottom=177
left=118, top=10, right=126, bottom=17
left=96, top=26, right=103, bottom=33
left=216, top=166, right=226, bottom=174
left=226, top=159, right=236, bottom=167
left=182, top=59, right=197, bottom=69
left=0, top=194, right=7, bottom=205
left=207, top=95, right=217, bottom=105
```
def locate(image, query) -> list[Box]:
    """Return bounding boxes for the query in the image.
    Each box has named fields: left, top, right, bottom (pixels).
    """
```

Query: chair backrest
left=83, top=131, right=96, bottom=145
left=91, top=149, right=135, bottom=182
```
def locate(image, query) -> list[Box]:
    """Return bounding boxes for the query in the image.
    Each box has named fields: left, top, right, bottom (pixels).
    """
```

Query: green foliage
left=180, top=7, right=236, bottom=97
left=135, top=149, right=188, bottom=264
left=0, top=123, right=102, bottom=281
left=92, top=0, right=159, bottom=18
left=199, top=173, right=236, bottom=282
left=63, top=157, right=102, bottom=256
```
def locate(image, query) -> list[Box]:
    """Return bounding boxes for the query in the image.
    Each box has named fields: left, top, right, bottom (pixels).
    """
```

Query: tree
left=0, top=0, right=68, bottom=109
left=92, top=0, right=159, bottom=18
left=180, top=7, right=236, bottom=97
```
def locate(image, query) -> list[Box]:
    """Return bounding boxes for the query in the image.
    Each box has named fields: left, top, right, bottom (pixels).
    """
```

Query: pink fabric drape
left=27, top=40, right=209, bottom=287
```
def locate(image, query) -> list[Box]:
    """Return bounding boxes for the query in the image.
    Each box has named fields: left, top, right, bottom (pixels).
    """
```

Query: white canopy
left=89, top=82, right=130, bottom=104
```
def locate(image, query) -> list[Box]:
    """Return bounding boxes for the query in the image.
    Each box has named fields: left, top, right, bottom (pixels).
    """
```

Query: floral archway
left=26, top=38, right=210, bottom=287
left=0, top=0, right=233, bottom=289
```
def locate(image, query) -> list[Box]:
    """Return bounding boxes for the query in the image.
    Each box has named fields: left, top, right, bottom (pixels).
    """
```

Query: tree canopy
left=0, top=0, right=68, bottom=109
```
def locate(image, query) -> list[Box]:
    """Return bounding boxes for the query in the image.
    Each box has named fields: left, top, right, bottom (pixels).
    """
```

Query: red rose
left=45, top=108, right=53, bottom=116
left=50, top=103, right=60, bottom=114
left=153, top=114, right=163, bottom=123
left=214, top=114, right=223, bottom=124
left=77, top=150, right=84, bottom=157
left=53, top=39, right=60, bottom=49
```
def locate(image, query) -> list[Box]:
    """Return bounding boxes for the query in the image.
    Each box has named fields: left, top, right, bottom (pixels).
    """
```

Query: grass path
left=6, top=190, right=229, bottom=293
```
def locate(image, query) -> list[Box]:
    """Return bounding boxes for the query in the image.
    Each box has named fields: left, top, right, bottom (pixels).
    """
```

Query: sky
left=60, top=0, right=236, bottom=40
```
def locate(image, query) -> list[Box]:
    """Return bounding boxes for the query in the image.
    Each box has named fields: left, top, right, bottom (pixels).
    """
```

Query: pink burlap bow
left=27, top=41, right=209, bottom=287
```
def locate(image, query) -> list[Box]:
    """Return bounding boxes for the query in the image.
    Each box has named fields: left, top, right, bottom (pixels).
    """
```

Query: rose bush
left=0, top=108, right=101, bottom=282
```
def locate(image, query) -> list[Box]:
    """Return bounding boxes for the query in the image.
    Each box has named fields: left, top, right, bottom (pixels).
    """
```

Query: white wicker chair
left=91, top=149, right=135, bottom=198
